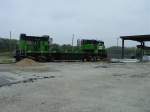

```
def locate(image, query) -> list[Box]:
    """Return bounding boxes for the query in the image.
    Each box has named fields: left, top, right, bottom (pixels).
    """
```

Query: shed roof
left=120, top=35, right=150, bottom=42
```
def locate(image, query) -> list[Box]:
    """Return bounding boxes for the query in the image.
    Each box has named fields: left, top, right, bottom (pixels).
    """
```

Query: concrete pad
left=0, top=62, right=149, bottom=112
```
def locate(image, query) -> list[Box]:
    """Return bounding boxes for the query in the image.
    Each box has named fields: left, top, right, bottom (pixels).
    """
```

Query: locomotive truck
left=15, top=34, right=107, bottom=62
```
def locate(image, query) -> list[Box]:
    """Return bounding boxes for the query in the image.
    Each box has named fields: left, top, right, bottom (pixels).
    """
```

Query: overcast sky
left=0, top=0, right=149, bottom=47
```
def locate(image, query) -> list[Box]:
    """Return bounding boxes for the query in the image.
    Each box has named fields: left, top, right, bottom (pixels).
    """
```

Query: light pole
left=117, top=37, right=120, bottom=59
left=117, top=37, right=120, bottom=47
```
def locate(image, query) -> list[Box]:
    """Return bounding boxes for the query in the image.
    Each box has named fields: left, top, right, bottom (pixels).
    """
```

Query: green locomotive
left=15, top=34, right=107, bottom=61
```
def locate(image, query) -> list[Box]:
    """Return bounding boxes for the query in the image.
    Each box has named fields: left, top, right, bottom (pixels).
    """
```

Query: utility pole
left=72, top=34, right=75, bottom=52
left=9, top=31, right=12, bottom=55
left=72, top=34, right=74, bottom=46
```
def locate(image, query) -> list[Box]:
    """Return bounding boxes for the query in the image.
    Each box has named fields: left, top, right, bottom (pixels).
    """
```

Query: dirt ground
left=0, top=62, right=150, bottom=112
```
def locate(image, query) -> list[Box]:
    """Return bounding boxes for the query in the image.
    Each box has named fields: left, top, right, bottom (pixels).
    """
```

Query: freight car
left=15, top=34, right=107, bottom=62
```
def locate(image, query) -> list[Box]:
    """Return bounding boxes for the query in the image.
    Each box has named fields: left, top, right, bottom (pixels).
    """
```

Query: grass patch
left=0, top=52, right=15, bottom=64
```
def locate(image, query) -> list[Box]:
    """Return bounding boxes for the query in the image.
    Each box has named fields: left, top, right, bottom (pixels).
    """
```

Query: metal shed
left=120, top=35, right=150, bottom=60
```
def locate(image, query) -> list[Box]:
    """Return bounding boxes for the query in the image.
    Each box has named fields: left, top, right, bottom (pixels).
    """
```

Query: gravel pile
left=15, top=58, right=40, bottom=67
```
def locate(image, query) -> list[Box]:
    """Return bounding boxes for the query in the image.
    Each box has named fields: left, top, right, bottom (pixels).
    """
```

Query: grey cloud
left=0, top=0, right=149, bottom=46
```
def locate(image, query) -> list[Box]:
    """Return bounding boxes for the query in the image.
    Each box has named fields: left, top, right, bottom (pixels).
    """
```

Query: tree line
left=0, top=38, right=18, bottom=52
